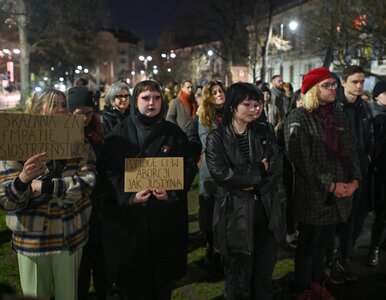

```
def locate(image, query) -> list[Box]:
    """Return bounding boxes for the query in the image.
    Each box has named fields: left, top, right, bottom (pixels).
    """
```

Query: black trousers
left=370, top=172, right=386, bottom=247
left=103, top=204, right=181, bottom=300
left=223, top=201, right=277, bottom=300
left=199, top=194, right=215, bottom=249
left=328, top=172, right=370, bottom=261
left=295, top=223, right=336, bottom=291
left=78, top=219, right=106, bottom=300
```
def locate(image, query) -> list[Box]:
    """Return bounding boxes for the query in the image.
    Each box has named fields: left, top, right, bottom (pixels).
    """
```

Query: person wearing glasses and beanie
left=100, top=81, right=131, bottom=134
left=67, top=86, right=107, bottom=300
left=284, top=67, right=361, bottom=299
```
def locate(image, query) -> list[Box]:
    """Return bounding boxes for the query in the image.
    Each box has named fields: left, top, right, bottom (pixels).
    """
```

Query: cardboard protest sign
left=124, top=157, right=184, bottom=192
left=0, top=113, right=84, bottom=160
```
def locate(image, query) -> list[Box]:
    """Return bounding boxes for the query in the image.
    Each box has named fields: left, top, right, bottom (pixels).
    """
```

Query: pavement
left=0, top=91, right=21, bottom=110
left=326, top=212, right=386, bottom=300
left=274, top=212, right=386, bottom=300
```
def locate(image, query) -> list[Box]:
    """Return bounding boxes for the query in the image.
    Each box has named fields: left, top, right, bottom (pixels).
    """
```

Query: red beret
left=301, top=66, right=333, bottom=94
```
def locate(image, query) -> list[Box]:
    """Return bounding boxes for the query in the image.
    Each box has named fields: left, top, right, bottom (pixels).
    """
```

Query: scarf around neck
left=313, top=103, right=342, bottom=157
left=178, top=90, right=197, bottom=117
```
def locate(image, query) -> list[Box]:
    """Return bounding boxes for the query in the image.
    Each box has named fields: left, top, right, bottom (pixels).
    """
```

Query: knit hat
left=372, top=80, right=386, bottom=100
left=261, top=85, right=271, bottom=95
left=67, top=87, right=95, bottom=111
left=301, top=66, right=333, bottom=94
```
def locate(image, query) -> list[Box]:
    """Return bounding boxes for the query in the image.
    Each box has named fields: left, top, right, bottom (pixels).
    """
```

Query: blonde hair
left=303, top=85, right=319, bottom=112
left=198, top=81, right=225, bottom=132
left=25, top=88, right=66, bottom=115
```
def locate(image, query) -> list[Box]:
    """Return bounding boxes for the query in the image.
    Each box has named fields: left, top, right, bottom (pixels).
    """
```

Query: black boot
left=367, top=247, right=380, bottom=267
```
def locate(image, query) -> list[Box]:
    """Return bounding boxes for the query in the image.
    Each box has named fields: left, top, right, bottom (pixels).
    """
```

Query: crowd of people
left=0, top=65, right=386, bottom=300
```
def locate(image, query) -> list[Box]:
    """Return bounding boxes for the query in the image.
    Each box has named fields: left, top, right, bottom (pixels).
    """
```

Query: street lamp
left=289, top=21, right=298, bottom=32
left=139, top=55, right=152, bottom=79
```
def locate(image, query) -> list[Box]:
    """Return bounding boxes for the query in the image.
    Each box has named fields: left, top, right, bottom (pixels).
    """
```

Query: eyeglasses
left=115, top=94, right=130, bottom=101
left=319, top=82, right=338, bottom=90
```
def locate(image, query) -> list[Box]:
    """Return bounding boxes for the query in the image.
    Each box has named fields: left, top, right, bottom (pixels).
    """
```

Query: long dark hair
left=222, top=82, right=263, bottom=125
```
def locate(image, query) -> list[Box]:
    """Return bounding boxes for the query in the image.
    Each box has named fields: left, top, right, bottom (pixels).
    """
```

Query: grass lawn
left=0, top=178, right=295, bottom=299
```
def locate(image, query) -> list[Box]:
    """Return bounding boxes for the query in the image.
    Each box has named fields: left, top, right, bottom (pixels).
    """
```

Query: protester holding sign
left=0, top=88, right=97, bottom=300
left=206, top=83, right=283, bottom=300
left=99, top=80, right=196, bottom=299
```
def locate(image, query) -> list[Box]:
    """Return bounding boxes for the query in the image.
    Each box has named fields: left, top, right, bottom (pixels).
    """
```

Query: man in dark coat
left=329, top=65, right=374, bottom=281
left=368, top=80, right=386, bottom=266
left=284, top=67, right=361, bottom=299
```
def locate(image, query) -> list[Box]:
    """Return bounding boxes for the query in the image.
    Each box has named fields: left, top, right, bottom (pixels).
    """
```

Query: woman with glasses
left=99, top=80, right=197, bottom=299
left=206, top=82, right=282, bottom=299
left=284, top=67, right=361, bottom=299
left=67, top=86, right=107, bottom=300
left=101, top=81, right=131, bottom=133
left=0, top=88, right=97, bottom=300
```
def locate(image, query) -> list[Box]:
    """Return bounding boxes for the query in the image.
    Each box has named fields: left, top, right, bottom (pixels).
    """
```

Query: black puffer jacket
left=206, top=122, right=283, bottom=256
left=100, top=105, right=130, bottom=134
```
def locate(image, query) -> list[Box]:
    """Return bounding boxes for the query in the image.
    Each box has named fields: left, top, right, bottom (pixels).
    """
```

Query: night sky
left=110, top=0, right=187, bottom=48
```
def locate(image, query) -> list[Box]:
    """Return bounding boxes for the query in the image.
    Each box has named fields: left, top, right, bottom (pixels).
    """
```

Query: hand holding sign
left=152, top=189, right=168, bottom=201
left=19, top=152, right=47, bottom=184
left=133, top=189, right=152, bottom=204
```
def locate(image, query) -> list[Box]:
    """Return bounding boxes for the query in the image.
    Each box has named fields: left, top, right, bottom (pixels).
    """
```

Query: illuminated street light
left=138, top=55, right=153, bottom=79
left=75, top=69, right=80, bottom=74
left=161, top=53, right=167, bottom=58
left=84, top=68, right=89, bottom=73
left=2, top=49, right=10, bottom=54
left=77, top=65, right=82, bottom=70
left=207, top=50, right=214, bottom=57
left=131, top=71, right=136, bottom=76
left=167, top=68, right=172, bottom=72
left=59, top=77, right=64, bottom=82
left=153, top=69, right=159, bottom=75
left=289, top=21, right=298, bottom=31
left=13, top=49, right=20, bottom=54
left=170, top=51, right=176, bottom=59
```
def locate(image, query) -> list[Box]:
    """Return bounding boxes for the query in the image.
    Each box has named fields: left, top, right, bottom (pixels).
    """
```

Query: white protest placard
left=0, top=113, right=84, bottom=160
left=124, top=157, right=184, bottom=192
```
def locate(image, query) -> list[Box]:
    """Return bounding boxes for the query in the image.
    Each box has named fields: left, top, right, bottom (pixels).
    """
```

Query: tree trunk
left=15, top=0, right=29, bottom=107
left=260, top=4, right=273, bottom=82
left=323, top=47, right=333, bottom=67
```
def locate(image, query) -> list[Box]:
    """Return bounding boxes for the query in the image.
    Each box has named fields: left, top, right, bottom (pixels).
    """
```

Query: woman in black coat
left=99, top=80, right=197, bottom=300
left=206, top=82, right=283, bottom=300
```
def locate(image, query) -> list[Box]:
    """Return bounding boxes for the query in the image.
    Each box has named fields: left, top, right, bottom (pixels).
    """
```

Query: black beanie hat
left=372, top=80, right=386, bottom=100
left=261, top=85, right=271, bottom=95
left=67, top=86, right=95, bottom=111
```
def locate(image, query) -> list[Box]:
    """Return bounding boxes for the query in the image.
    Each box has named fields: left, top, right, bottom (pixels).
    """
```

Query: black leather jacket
left=206, top=122, right=283, bottom=256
